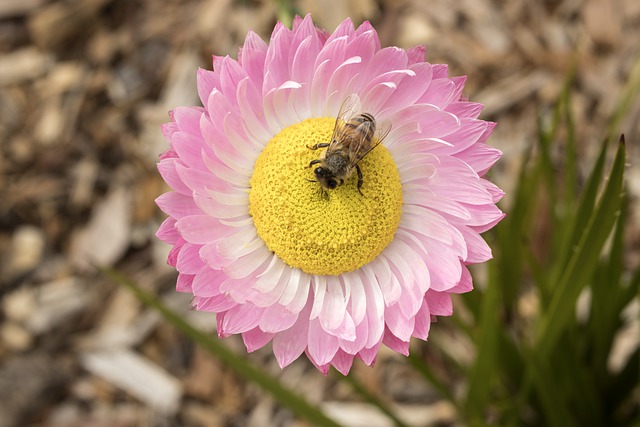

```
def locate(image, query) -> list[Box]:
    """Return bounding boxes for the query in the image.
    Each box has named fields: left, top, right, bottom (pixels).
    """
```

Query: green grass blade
left=590, top=191, right=630, bottom=376
left=102, top=268, right=344, bottom=427
left=535, top=139, right=626, bottom=358
left=494, top=142, right=541, bottom=306
left=554, top=136, right=609, bottom=281
left=525, top=351, right=578, bottom=427
left=274, top=0, right=299, bottom=28
left=464, top=264, right=501, bottom=421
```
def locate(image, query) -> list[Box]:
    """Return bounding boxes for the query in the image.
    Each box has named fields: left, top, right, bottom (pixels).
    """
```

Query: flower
left=156, top=14, right=504, bottom=375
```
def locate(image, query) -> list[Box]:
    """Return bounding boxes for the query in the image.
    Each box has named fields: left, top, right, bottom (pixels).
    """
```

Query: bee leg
left=308, top=159, right=321, bottom=168
left=307, top=143, right=330, bottom=150
left=356, top=165, right=364, bottom=196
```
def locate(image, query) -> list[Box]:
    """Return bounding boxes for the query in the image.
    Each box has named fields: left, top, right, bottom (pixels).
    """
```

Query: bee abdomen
left=360, top=113, right=375, bottom=123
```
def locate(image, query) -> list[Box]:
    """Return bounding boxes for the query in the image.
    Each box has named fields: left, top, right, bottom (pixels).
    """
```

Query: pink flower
left=156, top=15, right=504, bottom=374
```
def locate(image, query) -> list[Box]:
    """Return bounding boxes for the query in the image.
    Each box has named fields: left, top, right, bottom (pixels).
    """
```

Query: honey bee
left=307, top=94, right=391, bottom=195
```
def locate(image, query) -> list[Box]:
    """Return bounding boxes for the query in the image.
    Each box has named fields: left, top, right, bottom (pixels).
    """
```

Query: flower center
left=249, top=117, right=403, bottom=276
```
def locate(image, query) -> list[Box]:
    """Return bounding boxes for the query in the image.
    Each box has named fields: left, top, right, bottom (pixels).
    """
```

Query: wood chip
left=13, top=277, right=88, bottom=335
left=182, top=403, right=225, bottom=427
left=0, top=47, right=53, bottom=86
left=584, top=0, right=623, bottom=48
left=79, top=287, right=160, bottom=349
left=70, top=184, right=132, bottom=270
left=0, top=322, right=33, bottom=351
left=0, top=0, right=42, bottom=18
left=138, top=49, right=200, bottom=164
left=474, top=70, right=551, bottom=116
left=81, top=348, right=183, bottom=414
left=34, top=62, right=88, bottom=146
left=27, top=0, right=111, bottom=50
left=3, top=225, right=45, bottom=282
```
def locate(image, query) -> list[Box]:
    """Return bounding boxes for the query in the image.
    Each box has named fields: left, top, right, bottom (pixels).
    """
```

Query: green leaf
left=535, top=139, right=626, bottom=358
left=464, top=263, right=501, bottom=420
left=589, top=191, right=630, bottom=377
left=102, top=268, right=344, bottom=427
left=494, top=142, right=541, bottom=306
left=275, top=0, right=299, bottom=28
left=554, top=136, right=609, bottom=278
left=525, top=351, right=577, bottom=427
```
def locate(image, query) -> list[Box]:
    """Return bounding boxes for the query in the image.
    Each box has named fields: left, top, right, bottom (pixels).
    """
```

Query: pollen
left=249, top=117, right=403, bottom=276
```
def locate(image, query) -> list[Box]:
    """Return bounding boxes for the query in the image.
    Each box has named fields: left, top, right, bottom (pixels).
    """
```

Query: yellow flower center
left=249, top=117, right=403, bottom=276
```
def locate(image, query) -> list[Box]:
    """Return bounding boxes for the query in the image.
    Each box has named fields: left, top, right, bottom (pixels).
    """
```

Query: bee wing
left=328, top=94, right=361, bottom=152
left=352, top=119, right=392, bottom=164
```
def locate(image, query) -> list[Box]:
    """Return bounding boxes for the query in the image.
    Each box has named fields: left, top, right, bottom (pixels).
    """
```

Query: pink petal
left=448, top=266, right=474, bottom=294
left=425, top=290, right=453, bottom=316
left=330, top=349, right=355, bottom=375
left=431, top=64, right=449, bottom=79
left=173, top=106, right=204, bottom=138
left=263, top=23, right=294, bottom=95
left=357, top=344, right=381, bottom=366
left=458, top=226, right=493, bottom=263
left=218, top=303, right=265, bottom=336
left=339, top=314, right=368, bottom=355
left=325, top=17, right=355, bottom=43
left=242, top=327, right=274, bottom=352
left=445, top=101, right=485, bottom=119
left=238, top=31, right=268, bottom=89
left=259, top=303, right=299, bottom=333
left=176, top=243, right=205, bottom=274
left=456, top=144, right=503, bottom=176
left=432, top=118, right=488, bottom=155
left=191, top=267, right=226, bottom=297
left=317, top=280, right=347, bottom=332
left=167, top=244, right=181, bottom=268
left=273, top=300, right=312, bottom=368
left=382, top=328, right=411, bottom=356
left=175, top=215, right=233, bottom=245
left=307, top=318, right=339, bottom=366
left=194, top=294, right=237, bottom=312
left=413, top=300, right=432, bottom=340
left=197, top=68, right=219, bottom=108
left=156, top=217, right=179, bottom=245
left=406, top=45, right=426, bottom=64
left=175, top=164, right=231, bottom=196
left=482, top=179, right=505, bottom=202
left=176, top=273, right=194, bottom=293
left=222, top=244, right=272, bottom=279
left=156, top=192, right=201, bottom=219
left=219, top=56, right=248, bottom=102
left=384, top=303, right=415, bottom=342
left=171, top=131, right=209, bottom=173
left=157, top=159, right=190, bottom=195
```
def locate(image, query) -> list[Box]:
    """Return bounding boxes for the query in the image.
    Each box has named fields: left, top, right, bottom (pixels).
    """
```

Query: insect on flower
left=307, top=95, right=391, bottom=195
left=155, top=14, right=505, bottom=375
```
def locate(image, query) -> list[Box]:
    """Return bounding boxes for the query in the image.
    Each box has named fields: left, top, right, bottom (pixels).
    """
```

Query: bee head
left=314, top=167, right=339, bottom=190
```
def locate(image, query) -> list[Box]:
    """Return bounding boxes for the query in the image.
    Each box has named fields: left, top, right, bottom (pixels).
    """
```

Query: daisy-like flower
left=156, top=15, right=504, bottom=374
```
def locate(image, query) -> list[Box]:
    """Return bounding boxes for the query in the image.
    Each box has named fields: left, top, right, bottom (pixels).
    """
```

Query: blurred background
left=0, top=0, right=638, bottom=426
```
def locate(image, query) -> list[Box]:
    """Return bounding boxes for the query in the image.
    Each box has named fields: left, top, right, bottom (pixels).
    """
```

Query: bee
left=307, top=94, right=391, bottom=195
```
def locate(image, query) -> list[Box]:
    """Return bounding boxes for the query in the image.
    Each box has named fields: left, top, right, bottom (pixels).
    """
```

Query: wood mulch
left=1, top=0, right=638, bottom=426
